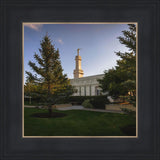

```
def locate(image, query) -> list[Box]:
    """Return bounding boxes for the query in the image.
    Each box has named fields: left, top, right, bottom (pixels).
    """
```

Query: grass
left=24, top=108, right=136, bottom=136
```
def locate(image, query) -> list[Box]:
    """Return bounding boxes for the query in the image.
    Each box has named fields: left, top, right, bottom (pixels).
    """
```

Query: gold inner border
left=22, top=22, right=138, bottom=138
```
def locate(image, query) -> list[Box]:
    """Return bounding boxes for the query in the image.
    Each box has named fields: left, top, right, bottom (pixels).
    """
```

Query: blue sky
left=24, top=23, right=130, bottom=82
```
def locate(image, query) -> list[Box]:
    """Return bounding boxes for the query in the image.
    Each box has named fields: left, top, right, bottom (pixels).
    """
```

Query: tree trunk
left=47, top=82, right=52, bottom=117
left=48, top=105, right=52, bottom=117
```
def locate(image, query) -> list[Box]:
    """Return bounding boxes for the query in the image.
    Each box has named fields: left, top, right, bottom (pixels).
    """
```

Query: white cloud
left=24, top=24, right=43, bottom=31
left=57, top=39, right=64, bottom=45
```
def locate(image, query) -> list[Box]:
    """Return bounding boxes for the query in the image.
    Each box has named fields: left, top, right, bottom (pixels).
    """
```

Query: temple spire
left=73, top=48, right=84, bottom=78
left=77, top=48, right=80, bottom=56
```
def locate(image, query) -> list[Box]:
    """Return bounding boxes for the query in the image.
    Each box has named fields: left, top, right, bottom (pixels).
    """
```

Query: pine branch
left=34, top=53, right=44, bottom=67
left=28, top=61, right=45, bottom=77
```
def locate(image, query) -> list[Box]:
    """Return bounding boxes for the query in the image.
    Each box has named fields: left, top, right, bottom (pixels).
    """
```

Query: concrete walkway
left=56, top=105, right=124, bottom=113
left=83, top=108, right=124, bottom=113
left=24, top=105, right=124, bottom=113
left=56, top=105, right=84, bottom=110
left=24, top=105, right=36, bottom=108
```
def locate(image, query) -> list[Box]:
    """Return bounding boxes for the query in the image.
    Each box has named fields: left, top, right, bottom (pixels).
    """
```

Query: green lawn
left=24, top=108, right=136, bottom=136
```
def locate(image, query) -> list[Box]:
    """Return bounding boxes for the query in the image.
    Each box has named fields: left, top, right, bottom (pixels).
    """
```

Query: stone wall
left=105, top=104, right=136, bottom=111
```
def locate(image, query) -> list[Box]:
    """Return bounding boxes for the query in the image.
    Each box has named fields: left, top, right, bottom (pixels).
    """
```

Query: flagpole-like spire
left=73, top=48, right=84, bottom=78
left=77, top=48, right=80, bottom=56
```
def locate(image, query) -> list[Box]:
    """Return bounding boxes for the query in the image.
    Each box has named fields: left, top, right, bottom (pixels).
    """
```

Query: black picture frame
left=0, top=0, right=159, bottom=160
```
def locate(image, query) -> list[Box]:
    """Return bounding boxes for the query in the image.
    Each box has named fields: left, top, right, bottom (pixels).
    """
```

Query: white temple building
left=70, top=49, right=104, bottom=96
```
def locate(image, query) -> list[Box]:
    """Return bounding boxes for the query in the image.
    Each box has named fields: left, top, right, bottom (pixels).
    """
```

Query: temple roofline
left=70, top=74, right=104, bottom=80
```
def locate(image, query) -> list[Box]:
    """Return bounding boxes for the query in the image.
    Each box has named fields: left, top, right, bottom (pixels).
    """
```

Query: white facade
left=70, top=49, right=105, bottom=96
left=70, top=74, right=104, bottom=96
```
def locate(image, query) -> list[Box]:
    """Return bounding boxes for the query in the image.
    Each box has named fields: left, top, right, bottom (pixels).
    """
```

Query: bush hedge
left=90, top=96, right=109, bottom=109
left=24, top=95, right=110, bottom=109
left=68, top=96, right=110, bottom=109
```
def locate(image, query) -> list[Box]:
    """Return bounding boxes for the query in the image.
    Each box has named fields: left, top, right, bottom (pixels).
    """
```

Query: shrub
left=90, top=96, right=108, bottom=109
left=121, top=108, right=136, bottom=115
left=120, top=95, right=136, bottom=107
left=68, top=96, right=110, bottom=109
left=82, top=99, right=93, bottom=108
left=127, top=96, right=136, bottom=107
left=68, top=96, right=87, bottom=104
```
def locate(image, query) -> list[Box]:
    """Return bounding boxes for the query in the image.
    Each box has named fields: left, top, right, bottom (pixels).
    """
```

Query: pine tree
left=116, top=24, right=136, bottom=99
left=25, top=35, right=73, bottom=115
left=99, top=24, right=136, bottom=104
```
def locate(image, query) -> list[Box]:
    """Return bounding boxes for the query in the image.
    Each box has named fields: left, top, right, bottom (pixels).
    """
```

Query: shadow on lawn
left=120, top=125, right=136, bottom=136
left=31, top=112, right=67, bottom=118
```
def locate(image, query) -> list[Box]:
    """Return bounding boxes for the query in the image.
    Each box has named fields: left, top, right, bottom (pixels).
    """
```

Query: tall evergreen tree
left=99, top=24, right=136, bottom=104
left=25, top=35, right=73, bottom=115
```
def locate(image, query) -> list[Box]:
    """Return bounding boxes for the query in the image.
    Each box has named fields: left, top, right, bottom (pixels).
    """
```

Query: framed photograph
left=0, top=0, right=160, bottom=160
left=23, top=22, right=137, bottom=138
